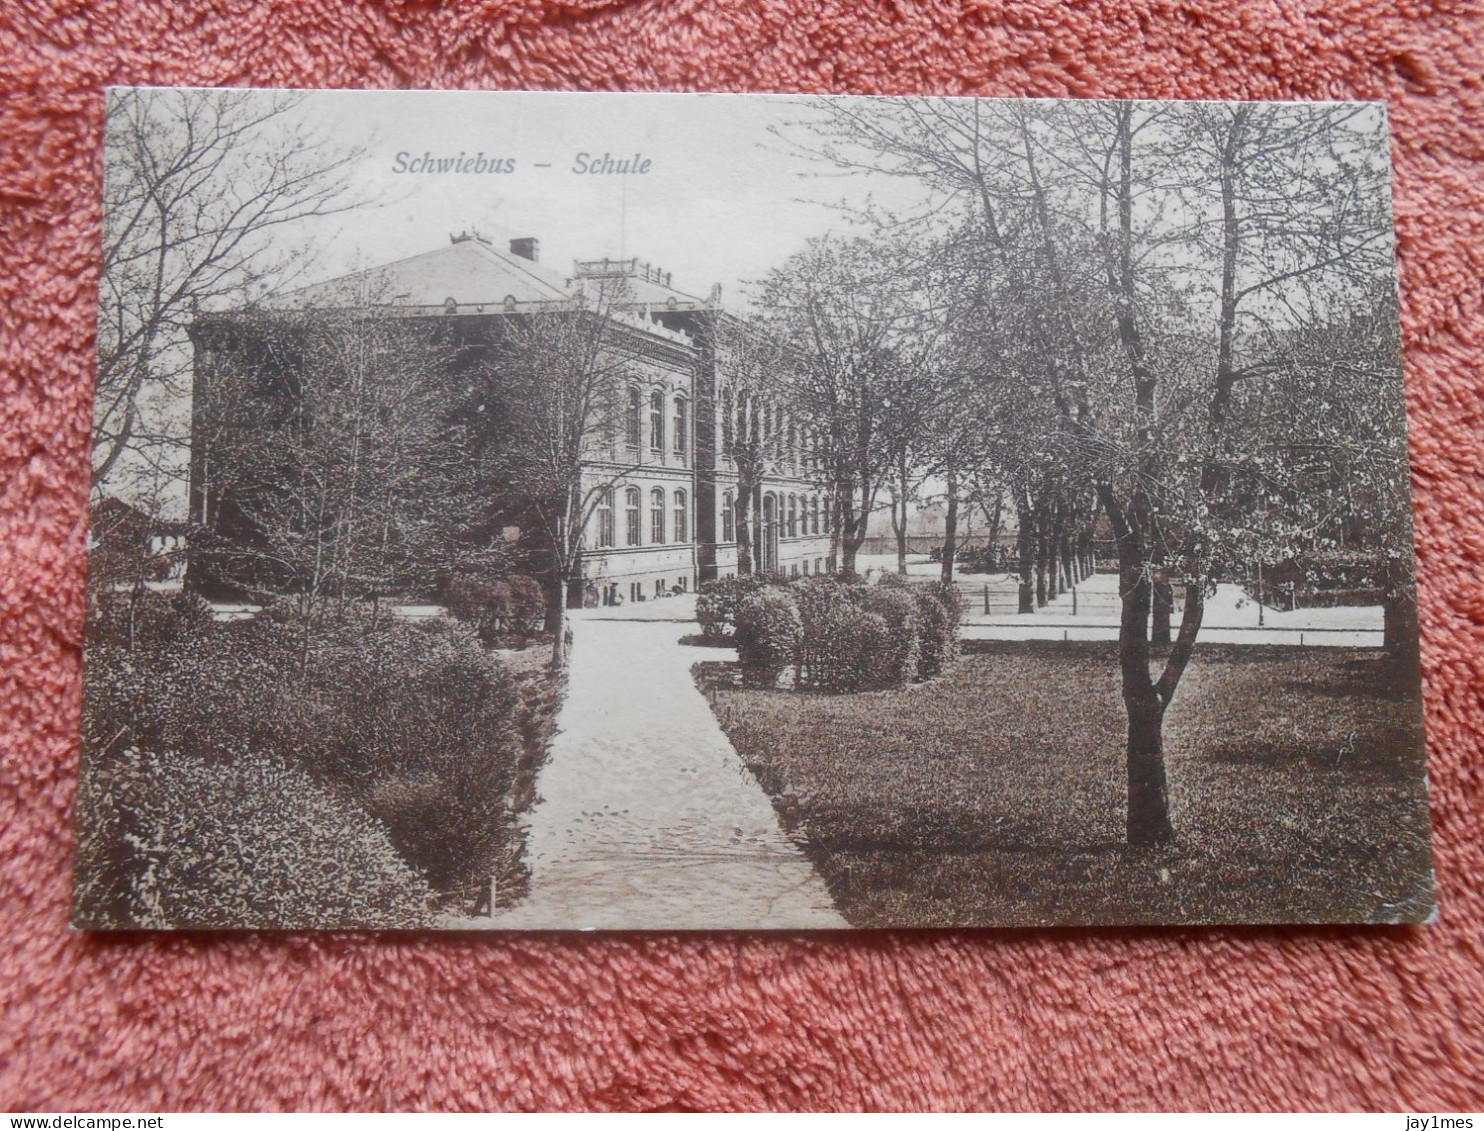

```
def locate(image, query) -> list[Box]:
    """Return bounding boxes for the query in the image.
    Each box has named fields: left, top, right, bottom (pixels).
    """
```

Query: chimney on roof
left=509, top=237, right=539, bottom=263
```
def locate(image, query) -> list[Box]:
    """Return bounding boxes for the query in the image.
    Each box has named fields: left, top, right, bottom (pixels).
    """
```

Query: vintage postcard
left=75, top=88, right=1434, bottom=930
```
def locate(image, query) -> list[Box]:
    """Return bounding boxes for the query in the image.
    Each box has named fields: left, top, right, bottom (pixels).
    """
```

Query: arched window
left=673, top=489, right=688, bottom=544
left=625, top=487, right=641, bottom=546
left=810, top=495, right=820, bottom=535
left=787, top=495, right=798, bottom=538
left=650, top=488, right=666, bottom=544
left=720, top=388, right=734, bottom=455
left=650, top=392, right=663, bottom=452
left=786, top=424, right=797, bottom=474
left=673, top=396, right=688, bottom=456
left=722, top=489, right=735, bottom=543
left=596, top=489, right=615, bottom=548
left=626, top=388, right=641, bottom=449
left=774, top=406, right=785, bottom=458
left=739, top=394, right=751, bottom=450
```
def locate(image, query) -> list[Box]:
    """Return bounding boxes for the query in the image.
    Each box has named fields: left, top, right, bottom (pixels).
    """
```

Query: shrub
left=72, top=745, right=436, bottom=930
left=445, top=571, right=546, bottom=642
left=944, top=545, right=1003, bottom=575
left=863, top=586, right=922, bottom=686
left=789, top=574, right=866, bottom=627
left=696, top=575, right=768, bottom=639
left=802, top=602, right=895, bottom=692
left=506, top=575, right=546, bottom=632
left=790, top=575, right=864, bottom=685
left=247, top=615, right=544, bottom=892
left=86, top=587, right=214, bottom=650
left=80, top=608, right=560, bottom=911
left=929, top=578, right=965, bottom=626
left=735, top=589, right=803, bottom=687
left=914, top=594, right=953, bottom=678
left=901, top=581, right=962, bottom=679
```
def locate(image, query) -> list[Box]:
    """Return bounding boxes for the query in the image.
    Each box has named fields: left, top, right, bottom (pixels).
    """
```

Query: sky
left=273, top=89, right=926, bottom=306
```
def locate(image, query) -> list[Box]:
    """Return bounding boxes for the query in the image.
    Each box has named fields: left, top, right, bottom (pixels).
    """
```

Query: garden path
left=853, top=555, right=1383, bottom=647
left=476, top=615, right=846, bottom=929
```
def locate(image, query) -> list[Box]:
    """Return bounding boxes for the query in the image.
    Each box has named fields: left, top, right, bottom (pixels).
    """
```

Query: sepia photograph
left=74, top=87, right=1434, bottom=930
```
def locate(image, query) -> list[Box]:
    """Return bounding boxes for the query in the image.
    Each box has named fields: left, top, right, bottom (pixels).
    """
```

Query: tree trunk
left=1124, top=687, right=1172, bottom=847
left=826, top=494, right=841, bottom=575
left=1382, top=558, right=1419, bottom=664
left=1046, top=508, right=1064, bottom=601
left=840, top=538, right=859, bottom=576
left=890, top=493, right=908, bottom=575
left=941, top=467, right=959, bottom=585
left=1151, top=571, right=1173, bottom=647
left=984, top=492, right=1004, bottom=574
left=735, top=489, right=754, bottom=576
left=837, top=483, right=864, bottom=576
left=1117, top=556, right=1174, bottom=846
left=892, top=452, right=911, bottom=575
left=550, top=592, right=567, bottom=669
left=1034, top=520, right=1048, bottom=608
left=1016, top=491, right=1035, bottom=614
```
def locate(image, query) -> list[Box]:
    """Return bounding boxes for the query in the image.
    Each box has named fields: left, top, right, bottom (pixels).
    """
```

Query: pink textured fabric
left=2, top=0, right=1481, bottom=1111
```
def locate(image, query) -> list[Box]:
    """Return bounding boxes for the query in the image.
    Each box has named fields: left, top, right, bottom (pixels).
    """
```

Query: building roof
left=572, top=257, right=716, bottom=311
left=273, top=235, right=574, bottom=311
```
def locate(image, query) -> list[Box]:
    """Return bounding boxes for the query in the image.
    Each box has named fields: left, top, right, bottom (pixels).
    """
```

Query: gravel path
left=479, top=614, right=845, bottom=930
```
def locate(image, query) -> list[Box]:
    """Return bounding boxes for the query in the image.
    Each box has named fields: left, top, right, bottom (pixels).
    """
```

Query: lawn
left=699, top=641, right=1434, bottom=927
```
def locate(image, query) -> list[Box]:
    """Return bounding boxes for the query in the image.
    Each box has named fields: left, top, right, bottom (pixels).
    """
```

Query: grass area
left=699, top=641, right=1434, bottom=927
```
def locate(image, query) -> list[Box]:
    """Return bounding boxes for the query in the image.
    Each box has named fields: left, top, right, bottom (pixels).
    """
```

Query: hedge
left=862, top=587, right=922, bottom=687
left=73, top=744, right=436, bottom=930
left=734, top=589, right=803, bottom=687
left=445, top=572, right=545, bottom=643
left=720, top=572, right=962, bottom=693
left=800, top=601, right=896, bottom=691
left=696, top=575, right=769, bottom=639
left=917, top=580, right=962, bottom=678
left=79, top=595, right=559, bottom=922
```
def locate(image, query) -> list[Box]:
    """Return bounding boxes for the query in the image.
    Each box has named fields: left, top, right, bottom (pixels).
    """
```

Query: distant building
left=187, top=232, right=833, bottom=605
left=88, top=497, right=187, bottom=587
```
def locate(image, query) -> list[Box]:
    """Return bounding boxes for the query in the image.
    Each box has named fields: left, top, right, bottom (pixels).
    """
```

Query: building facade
left=189, top=232, right=835, bottom=606
left=565, top=254, right=833, bottom=604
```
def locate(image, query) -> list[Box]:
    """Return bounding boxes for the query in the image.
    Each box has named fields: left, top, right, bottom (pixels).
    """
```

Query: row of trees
left=730, top=97, right=1413, bottom=846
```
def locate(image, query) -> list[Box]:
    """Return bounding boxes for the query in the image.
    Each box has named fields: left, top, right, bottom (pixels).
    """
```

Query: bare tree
left=192, top=298, right=467, bottom=669
left=756, top=235, right=928, bottom=575
left=482, top=284, right=644, bottom=669
left=714, top=313, right=786, bottom=577
left=95, top=88, right=365, bottom=495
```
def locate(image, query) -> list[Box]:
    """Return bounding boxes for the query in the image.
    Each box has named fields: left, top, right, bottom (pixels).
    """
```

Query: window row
left=594, top=488, right=832, bottom=551
left=717, top=387, right=822, bottom=478
left=719, top=491, right=829, bottom=540
left=594, top=487, right=688, bottom=548
left=626, top=389, right=688, bottom=457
